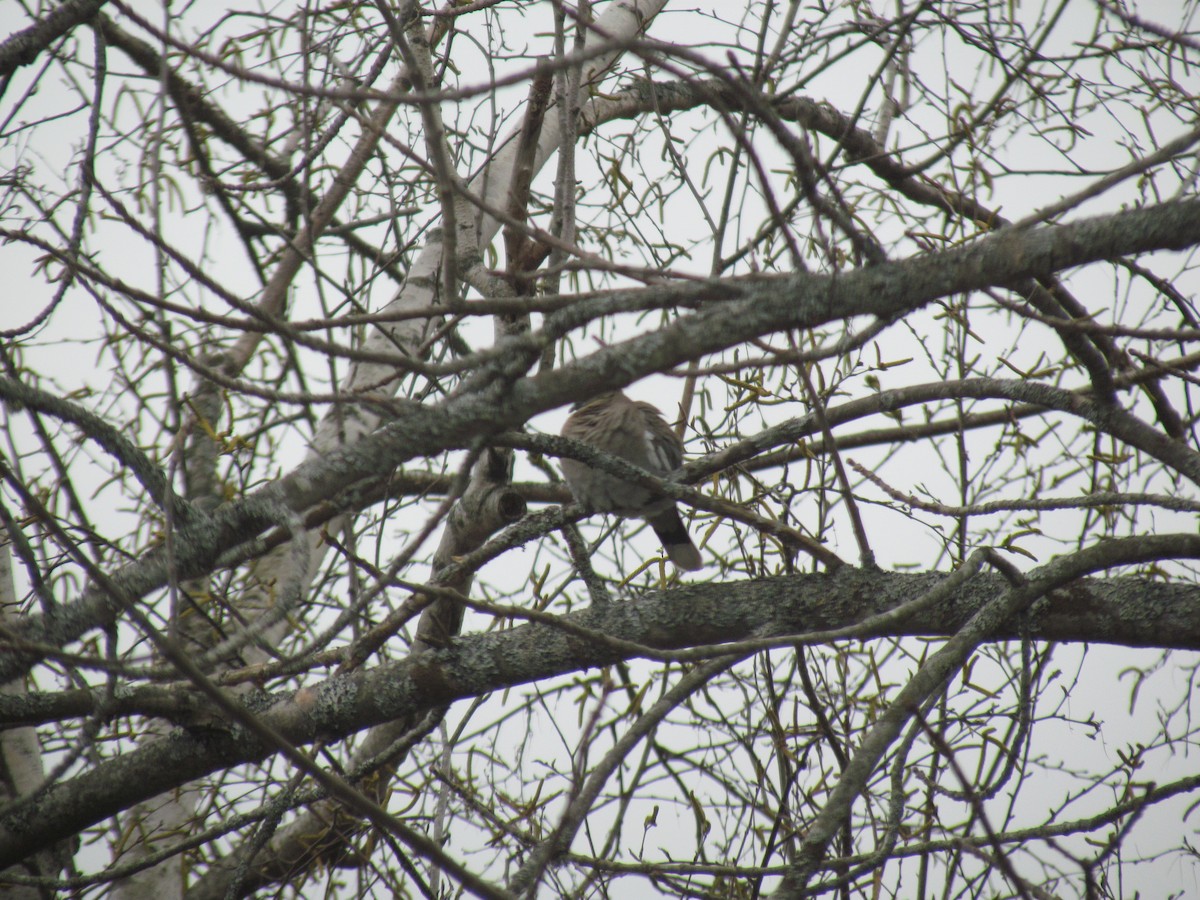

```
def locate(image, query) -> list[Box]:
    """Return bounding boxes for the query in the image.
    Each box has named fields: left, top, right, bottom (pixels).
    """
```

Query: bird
left=560, top=390, right=703, bottom=571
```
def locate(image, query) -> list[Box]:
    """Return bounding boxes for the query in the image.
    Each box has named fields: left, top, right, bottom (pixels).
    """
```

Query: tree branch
left=4, top=537, right=1200, bottom=869
left=0, top=0, right=108, bottom=78
left=4, top=196, right=1200, bottom=682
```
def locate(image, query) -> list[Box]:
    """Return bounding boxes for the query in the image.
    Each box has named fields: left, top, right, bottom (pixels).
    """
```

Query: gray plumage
left=560, top=391, right=703, bottom=571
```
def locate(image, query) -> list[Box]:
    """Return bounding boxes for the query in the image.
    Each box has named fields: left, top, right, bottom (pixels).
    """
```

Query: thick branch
left=3, top=540, right=1200, bottom=867
left=0, top=0, right=108, bottom=77
left=5, top=196, right=1200, bottom=681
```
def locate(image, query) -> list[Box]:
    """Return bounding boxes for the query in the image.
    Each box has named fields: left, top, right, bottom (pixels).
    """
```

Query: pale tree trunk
left=110, top=2, right=671, bottom=897
left=188, top=446, right=526, bottom=898
left=1, top=543, right=72, bottom=900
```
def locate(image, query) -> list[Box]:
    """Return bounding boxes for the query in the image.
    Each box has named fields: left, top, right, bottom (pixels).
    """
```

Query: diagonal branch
left=0, top=0, right=108, bottom=78
left=3, top=196, right=1200, bottom=682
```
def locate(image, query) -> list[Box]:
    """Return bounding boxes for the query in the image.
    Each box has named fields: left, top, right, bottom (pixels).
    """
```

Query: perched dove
left=561, top=391, right=703, bottom=570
